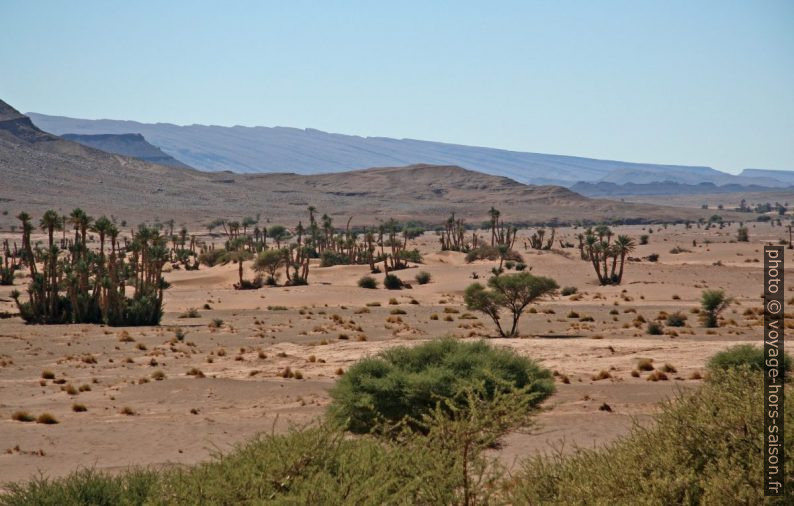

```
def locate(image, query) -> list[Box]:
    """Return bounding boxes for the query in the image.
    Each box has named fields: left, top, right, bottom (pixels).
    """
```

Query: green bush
left=198, top=248, right=229, bottom=267
left=415, top=271, right=432, bottom=285
left=646, top=322, right=664, bottom=335
left=398, top=249, right=423, bottom=264
left=383, top=274, right=403, bottom=290
left=708, top=344, right=791, bottom=376
left=357, top=275, right=378, bottom=289
left=0, top=468, right=160, bottom=506
left=465, top=245, right=523, bottom=263
left=560, top=286, right=577, bottom=296
left=327, top=339, right=554, bottom=434
left=0, top=389, right=533, bottom=505
left=4, top=369, right=789, bottom=504
left=507, top=368, right=794, bottom=504
left=665, top=312, right=687, bottom=327
left=700, top=289, right=731, bottom=327
left=0, top=265, right=16, bottom=285
left=320, top=250, right=352, bottom=267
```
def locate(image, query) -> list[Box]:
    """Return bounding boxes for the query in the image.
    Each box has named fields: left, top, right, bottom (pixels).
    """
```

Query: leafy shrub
left=0, top=265, right=16, bottom=285
left=320, top=250, right=352, bottom=267
left=199, top=248, right=229, bottom=267
left=2, top=390, right=533, bottom=505
left=398, top=249, right=423, bottom=264
left=415, top=271, right=432, bottom=285
left=235, top=277, right=264, bottom=290
left=383, top=274, right=403, bottom=290
left=507, top=369, right=794, bottom=504
left=665, top=312, right=686, bottom=327
left=358, top=276, right=378, bottom=289
left=328, top=339, right=554, bottom=434
left=3, top=369, right=789, bottom=504
left=465, top=245, right=523, bottom=263
left=646, top=322, right=664, bottom=335
left=707, top=344, right=791, bottom=376
left=514, top=262, right=527, bottom=271
left=560, top=286, right=578, bottom=296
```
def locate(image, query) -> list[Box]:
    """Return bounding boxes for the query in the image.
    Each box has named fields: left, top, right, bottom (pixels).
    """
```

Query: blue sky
left=2, top=1, right=792, bottom=173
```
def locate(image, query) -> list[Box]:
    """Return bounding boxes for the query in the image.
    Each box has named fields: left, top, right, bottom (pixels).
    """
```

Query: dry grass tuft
left=36, top=413, right=59, bottom=424
left=11, top=411, right=34, bottom=422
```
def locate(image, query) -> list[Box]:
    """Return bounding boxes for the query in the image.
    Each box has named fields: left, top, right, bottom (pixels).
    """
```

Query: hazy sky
left=2, top=1, right=792, bottom=173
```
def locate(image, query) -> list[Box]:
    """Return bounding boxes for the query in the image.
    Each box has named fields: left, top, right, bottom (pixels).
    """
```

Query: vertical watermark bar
left=764, top=245, right=784, bottom=496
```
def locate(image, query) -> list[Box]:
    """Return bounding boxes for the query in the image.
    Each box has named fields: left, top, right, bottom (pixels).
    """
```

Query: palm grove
left=5, top=205, right=718, bottom=336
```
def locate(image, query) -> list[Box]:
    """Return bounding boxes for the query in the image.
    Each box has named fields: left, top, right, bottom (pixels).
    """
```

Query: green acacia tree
left=700, top=289, right=732, bottom=328
left=465, top=272, right=558, bottom=337
left=253, top=248, right=284, bottom=285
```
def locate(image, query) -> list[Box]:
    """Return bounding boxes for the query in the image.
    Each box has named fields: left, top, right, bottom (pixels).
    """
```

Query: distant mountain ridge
left=0, top=99, right=735, bottom=225
left=28, top=112, right=794, bottom=188
left=61, top=133, right=192, bottom=169
left=572, top=180, right=794, bottom=198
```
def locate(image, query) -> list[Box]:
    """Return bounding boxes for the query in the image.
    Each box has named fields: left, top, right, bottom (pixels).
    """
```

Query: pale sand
left=0, top=221, right=787, bottom=483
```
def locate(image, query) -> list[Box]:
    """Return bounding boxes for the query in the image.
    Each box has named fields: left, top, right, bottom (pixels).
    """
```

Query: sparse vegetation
left=3, top=369, right=782, bottom=504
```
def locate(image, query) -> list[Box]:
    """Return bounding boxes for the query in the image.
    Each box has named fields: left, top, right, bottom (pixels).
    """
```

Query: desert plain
left=0, top=219, right=786, bottom=486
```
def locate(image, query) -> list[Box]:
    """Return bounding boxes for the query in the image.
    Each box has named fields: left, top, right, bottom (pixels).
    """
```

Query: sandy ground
left=0, top=221, right=789, bottom=484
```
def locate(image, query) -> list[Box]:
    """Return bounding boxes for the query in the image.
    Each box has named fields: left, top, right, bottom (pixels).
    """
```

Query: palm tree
left=488, top=207, right=500, bottom=246
left=227, top=237, right=248, bottom=288
left=91, top=216, right=113, bottom=258
left=69, top=208, right=86, bottom=245
left=16, top=212, right=35, bottom=275
left=39, top=210, right=61, bottom=249
left=611, top=235, right=636, bottom=283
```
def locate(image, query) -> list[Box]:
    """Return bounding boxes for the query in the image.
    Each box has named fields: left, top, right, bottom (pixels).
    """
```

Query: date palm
left=611, top=235, right=636, bottom=283
left=39, top=210, right=61, bottom=249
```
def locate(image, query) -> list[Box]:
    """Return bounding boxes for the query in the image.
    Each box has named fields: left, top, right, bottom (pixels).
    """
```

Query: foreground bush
left=506, top=368, right=794, bottom=504
left=708, top=344, right=791, bottom=376
left=327, top=339, right=554, bottom=434
left=2, top=368, right=789, bottom=504
left=1, top=388, right=534, bottom=505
